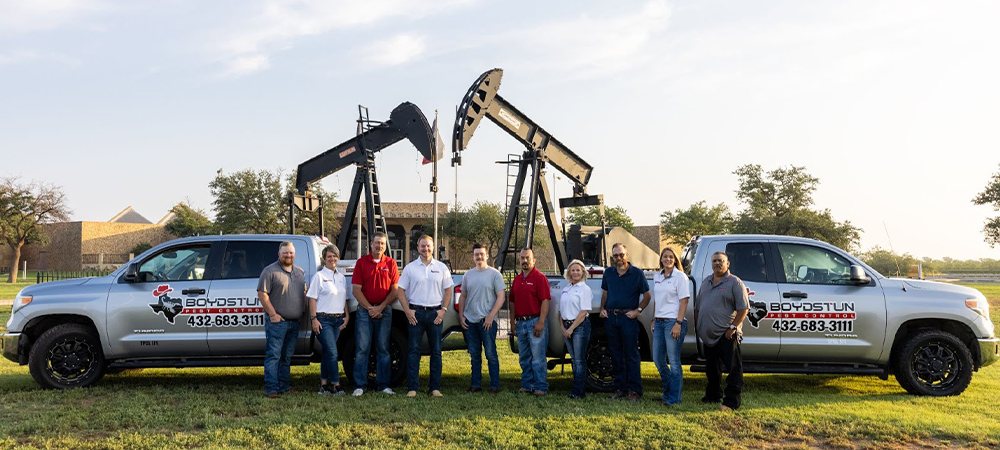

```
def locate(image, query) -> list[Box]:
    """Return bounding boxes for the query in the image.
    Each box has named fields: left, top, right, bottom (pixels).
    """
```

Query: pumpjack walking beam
left=453, top=68, right=601, bottom=273
left=294, top=102, right=435, bottom=256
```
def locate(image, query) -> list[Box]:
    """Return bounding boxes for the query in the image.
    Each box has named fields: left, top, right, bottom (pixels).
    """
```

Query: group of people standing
left=255, top=237, right=749, bottom=411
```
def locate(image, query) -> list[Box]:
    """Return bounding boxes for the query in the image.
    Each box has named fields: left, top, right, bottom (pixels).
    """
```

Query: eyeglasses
left=612, top=253, right=625, bottom=258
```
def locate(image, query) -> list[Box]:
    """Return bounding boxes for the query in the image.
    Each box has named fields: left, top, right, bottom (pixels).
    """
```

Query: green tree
left=659, top=201, right=733, bottom=245
left=165, top=203, right=213, bottom=237
left=565, top=205, right=634, bottom=232
left=859, top=246, right=920, bottom=277
left=210, top=169, right=285, bottom=234
left=0, top=178, right=70, bottom=282
left=732, top=164, right=862, bottom=251
left=973, top=163, right=1000, bottom=247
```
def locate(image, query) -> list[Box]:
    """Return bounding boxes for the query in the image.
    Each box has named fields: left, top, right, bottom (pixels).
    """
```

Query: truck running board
left=689, top=363, right=887, bottom=376
left=108, top=356, right=313, bottom=369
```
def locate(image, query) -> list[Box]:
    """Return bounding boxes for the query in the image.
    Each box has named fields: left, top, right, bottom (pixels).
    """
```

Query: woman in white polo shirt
left=650, top=247, right=690, bottom=406
left=307, top=245, right=349, bottom=395
left=559, top=259, right=593, bottom=399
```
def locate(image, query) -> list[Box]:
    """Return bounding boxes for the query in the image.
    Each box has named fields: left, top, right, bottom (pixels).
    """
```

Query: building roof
left=108, top=206, right=153, bottom=224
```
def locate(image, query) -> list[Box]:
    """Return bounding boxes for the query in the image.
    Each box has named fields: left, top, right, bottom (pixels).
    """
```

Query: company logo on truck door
left=148, top=284, right=266, bottom=327
left=742, top=299, right=857, bottom=334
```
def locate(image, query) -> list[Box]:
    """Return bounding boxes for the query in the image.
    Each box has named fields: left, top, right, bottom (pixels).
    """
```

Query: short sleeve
left=397, top=265, right=411, bottom=291
left=676, top=273, right=691, bottom=299
left=388, top=260, right=400, bottom=284
left=733, top=279, right=749, bottom=310
left=638, top=269, right=650, bottom=294
left=600, top=272, right=608, bottom=291
left=305, top=272, right=321, bottom=299
left=537, top=274, right=551, bottom=301
left=441, top=264, right=454, bottom=289
left=256, top=270, right=270, bottom=294
left=578, top=285, right=592, bottom=312
left=492, top=270, right=505, bottom=292
left=351, top=259, right=366, bottom=286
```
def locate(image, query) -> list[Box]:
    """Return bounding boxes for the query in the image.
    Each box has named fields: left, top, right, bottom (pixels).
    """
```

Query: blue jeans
left=354, top=307, right=393, bottom=391
left=565, top=319, right=591, bottom=397
left=407, top=309, right=443, bottom=392
left=515, top=317, right=549, bottom=392
left=652, top=318, right=687, bottom=404
left=464, top=319, right=500, bottom=390
left=606, top=314, right=642, bottom=394
left=264, top=319, right=299, bottom=394
left=316, top=316, right=344, bottom=385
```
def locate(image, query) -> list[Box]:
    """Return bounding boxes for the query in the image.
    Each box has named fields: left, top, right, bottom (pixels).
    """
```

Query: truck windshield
left=681, top=241, right=698, bottom=277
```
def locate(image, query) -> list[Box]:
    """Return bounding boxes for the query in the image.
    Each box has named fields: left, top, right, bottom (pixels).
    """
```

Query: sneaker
left=352, top=388, right=364, bottom=397
left=380, top=388, right=395, bottom=395
left=406, top=390, right=417, bottom=398
left=568, top=394, right=584, bottom=399
left=518, top=388, right=531, bottom=394
left=318, top=385, right=333, bottom=395
left=332, top=385, right=346, bottom=396
left=610, top=390, right=627, bottom=400
left=532, top=390, right=547, bottom=397
left=430, top=390, right=444, bottom=398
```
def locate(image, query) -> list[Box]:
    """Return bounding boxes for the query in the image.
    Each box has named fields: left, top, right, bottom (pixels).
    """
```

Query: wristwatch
left=637, top=307, right=644, bottom=313
left=728, top=324, right=736, bottom=330
left=310, top=315, right=318, bottom=320
left=675, top=320, right=683, bottom=326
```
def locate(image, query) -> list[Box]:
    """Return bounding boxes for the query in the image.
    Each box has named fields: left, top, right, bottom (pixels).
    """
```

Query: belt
left=411, top=305, right=441, bottom=311
left=317, top=313, right=345, bottom=318
left=610, top=309, right=633, bottom=315
left=516, top=314, right=539, bottom=321
left=562, top=319, right=587, bottom=328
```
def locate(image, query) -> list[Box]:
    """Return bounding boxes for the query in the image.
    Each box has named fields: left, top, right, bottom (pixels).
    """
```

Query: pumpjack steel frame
left=294, top=102, right=436, bottom=256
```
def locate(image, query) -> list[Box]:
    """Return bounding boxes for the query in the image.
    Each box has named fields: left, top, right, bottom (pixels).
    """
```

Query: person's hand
left=269, top=313, right=284, bottom=323
left=484, top=313, right=495, bottom=330
left=405, top=309, right=417, bottom=326
left=562, top=328, right=572, bottom=339
left=600, top=309, right=608, bottom=319
left=312, top=319, right=321, bottom=334
left=460, top=316, right=468, bottom=330
left=650, top=322, right=655, bottom=334
left=626, top=309, right=639, bottom=319
left=533, top=321, right=544, bottom=338
left=434, top=309, right=445, bottom=325
left=671, top=323, right=681, bottom=339
left=725, top=327, right=736, bottom=340
left=340, top=317, right=349, bottom=331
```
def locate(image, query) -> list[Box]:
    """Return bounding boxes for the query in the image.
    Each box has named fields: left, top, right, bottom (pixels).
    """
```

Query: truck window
left=138, top=245, right=211, bottom=282
left=221, top=241, right=280, bottom=280
left=680, top=241, right=698, bottom=277
left=725, top=243, right=769, bottom=282
left=776, top=243, right=853, bottom=285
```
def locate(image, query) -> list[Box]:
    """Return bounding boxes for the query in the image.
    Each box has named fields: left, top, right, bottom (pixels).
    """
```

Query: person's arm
left=436, top=286, right=452, bottom=325
left=599, top=290, right=608, bottom=318
left=727, top=308, right=749, bottom=340
left=259, top=290, right=282, bottom=323
left=309, top=296, right=321, bottom=333
left=457, top=289, right=468, bottom=330
left=484, top=286, right=505, bottom=331
left=533, top=279, right=550, bottom=337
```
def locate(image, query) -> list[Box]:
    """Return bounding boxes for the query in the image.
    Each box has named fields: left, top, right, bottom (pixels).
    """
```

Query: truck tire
left=585, top=330, right=616, bottom=392
left=893, top=330, right=973, bottom=396
left=28, top=324, right=105, bottom=389
left=343, top=327, right=408, bottom=389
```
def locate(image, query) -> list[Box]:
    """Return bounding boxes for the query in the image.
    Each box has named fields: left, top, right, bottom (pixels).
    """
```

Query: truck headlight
left=11, top=293, right=31, bottom=314
left=966, top=298, right=990, bottom=319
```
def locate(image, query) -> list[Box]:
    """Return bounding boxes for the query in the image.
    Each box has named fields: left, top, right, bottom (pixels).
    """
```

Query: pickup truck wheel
left=28, top=324, right=105, bottom=389
left=893, top=330, right=973, bottom=396
left=585, top=332, right=616, bottom=392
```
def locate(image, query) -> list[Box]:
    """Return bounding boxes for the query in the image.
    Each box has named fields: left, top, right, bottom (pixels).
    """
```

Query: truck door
left=772, top=242, right=887, bottom=363
left=206, top=239, right=315, bottom=356
left=106, top=243, right=215, bottom=358
left=721, top=242, right=781, bottom=360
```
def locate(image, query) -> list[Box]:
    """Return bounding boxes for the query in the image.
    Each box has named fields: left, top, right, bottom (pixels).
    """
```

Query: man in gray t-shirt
left=695, top=251, right=749, bottom=411
left=257, top=241, right=307, bottom=398
left=457, top=243, right=506, bottom=392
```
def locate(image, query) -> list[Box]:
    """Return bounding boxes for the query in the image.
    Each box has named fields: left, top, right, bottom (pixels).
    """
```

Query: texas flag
left=422, top=114, right=446, bottom=165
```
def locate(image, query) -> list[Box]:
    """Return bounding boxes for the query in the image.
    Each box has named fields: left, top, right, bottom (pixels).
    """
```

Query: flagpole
left=432, top=109, right=439, bottom=260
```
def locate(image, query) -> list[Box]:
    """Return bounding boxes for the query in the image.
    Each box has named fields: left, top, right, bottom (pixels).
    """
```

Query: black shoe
left=627, top=392, right=642, bottom=402
left=568, top=394, right=585, bottom=399
left=318, top=384, right=333, bottom=395
left=610, top=390, right=628, bottom=400
left=332, top=385, right=346, bottom=396
left=701, top=396, right=721, bottom=404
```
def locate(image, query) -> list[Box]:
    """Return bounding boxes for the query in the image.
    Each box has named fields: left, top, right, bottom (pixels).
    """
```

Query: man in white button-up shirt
left=397, top=235, right=454, bottom=397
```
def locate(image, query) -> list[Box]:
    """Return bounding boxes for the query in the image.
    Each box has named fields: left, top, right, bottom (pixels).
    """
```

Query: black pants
left=704, top=335, right=743, bottom=409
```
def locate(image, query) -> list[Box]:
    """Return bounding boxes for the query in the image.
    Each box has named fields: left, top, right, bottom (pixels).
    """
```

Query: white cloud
left=0, top=0, right=108, bottom=33
left=361, top=34, right=426, bottom=67
left=215, top=0, right=470, bottom=76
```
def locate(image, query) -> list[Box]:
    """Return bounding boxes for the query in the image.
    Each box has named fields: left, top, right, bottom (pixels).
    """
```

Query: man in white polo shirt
left=397, top=235, right=454, bottom=397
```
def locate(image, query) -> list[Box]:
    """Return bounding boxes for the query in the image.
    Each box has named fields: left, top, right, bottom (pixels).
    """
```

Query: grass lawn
left=0, top=286, right=997, bottom=448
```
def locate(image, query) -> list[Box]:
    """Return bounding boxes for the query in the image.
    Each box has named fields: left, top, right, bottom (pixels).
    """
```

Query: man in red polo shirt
left=510, top=248, right=551, bottom=395
left=350, top=232, right=399, bottom=396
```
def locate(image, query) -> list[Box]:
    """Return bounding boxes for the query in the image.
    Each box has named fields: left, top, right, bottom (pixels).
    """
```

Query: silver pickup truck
left=2, top=234, right=465, bottom=389
left=534, top=234, right=999, bottom=396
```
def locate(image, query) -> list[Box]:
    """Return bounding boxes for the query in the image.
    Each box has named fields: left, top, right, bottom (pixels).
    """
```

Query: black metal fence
left=37, top=270, right=114, bottom=284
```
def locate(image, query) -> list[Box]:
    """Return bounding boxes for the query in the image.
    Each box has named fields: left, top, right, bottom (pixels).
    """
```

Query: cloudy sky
left=3, top=0, right=1000, bottom=260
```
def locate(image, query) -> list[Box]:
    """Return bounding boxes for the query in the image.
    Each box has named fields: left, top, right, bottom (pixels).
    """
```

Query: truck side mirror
left=849, top=265, right=870, bottom=285
left=123, top=263, right=139, bottom=283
